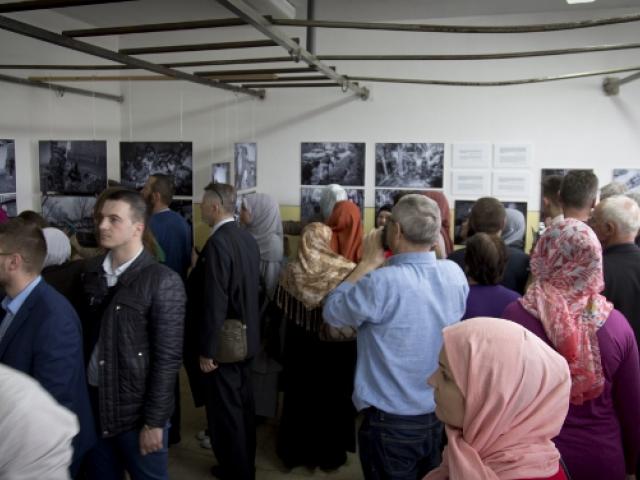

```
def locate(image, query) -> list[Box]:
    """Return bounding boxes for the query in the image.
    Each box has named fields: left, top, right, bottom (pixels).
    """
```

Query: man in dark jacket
left=188, top=182, right=260, bottom=480
left=80, top=189, right=186, bottom=480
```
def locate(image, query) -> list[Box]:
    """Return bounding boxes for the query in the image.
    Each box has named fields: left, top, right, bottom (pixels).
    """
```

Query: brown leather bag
left=215, top=319, right=248, bottom=363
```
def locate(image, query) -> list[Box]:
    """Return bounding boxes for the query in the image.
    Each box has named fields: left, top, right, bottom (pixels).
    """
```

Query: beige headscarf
left=279, top=222, right=355, bottom=309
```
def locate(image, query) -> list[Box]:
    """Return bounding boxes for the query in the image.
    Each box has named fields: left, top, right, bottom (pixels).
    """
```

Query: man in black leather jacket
left=79, top=188, right=186, bottom=480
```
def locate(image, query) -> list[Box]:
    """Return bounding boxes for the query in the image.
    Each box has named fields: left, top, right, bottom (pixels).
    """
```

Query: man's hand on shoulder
left=345, top=228, right=386, bottom=284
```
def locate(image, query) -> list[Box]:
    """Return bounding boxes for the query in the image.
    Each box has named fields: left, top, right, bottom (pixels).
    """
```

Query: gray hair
left=392, top=194, right=441, bottom=246
left=600, top=181, right=628, bottom=201
left=598, top=195, right=640, bottom=235
left=626, top=191, right=640, bottom=208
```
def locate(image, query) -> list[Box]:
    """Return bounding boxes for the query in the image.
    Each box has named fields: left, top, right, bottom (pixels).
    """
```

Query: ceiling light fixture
left=566, top=0, right=596, bottom=4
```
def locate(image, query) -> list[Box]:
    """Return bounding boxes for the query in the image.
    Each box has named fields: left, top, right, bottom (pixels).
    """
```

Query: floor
left=168, top=373, right=364, bottom=480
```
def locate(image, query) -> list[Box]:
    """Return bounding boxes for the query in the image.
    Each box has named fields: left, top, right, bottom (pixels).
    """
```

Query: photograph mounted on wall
left=375, top=189, right=429, bottom=210
left=212, top=162, right=231, bottom=184
left=375, top=143, right=444, bottom=188
left=235, top=143, right=257, bottom=191
left=120, top=142, right=193, bottom=196
left=169, top=199, right=193, bottom=229
left=301, top=142, right=365, bottom=186
left=454, top=199, right=527, bottom=249
left=0, top=140, right=16, bottom=194
left=613, top=168, right=640, bottom=192
left=300, top=187, right=364, bottom=224
left=539, top=168, right=592, bottom=213
left=41, top=195, right=97, bottom=234
left=39, top=140, right=107, bottom=195
left=0, top=193, right=16, bottom=217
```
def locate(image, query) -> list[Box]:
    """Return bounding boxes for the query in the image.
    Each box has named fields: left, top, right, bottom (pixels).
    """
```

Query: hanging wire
left=128, top=79, right=133, bottom=140
left=179, top=88, right=184, bottom=141
left=91, top=77, right=96, bottom=139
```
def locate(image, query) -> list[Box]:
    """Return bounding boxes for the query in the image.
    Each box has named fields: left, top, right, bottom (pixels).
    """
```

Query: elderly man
left=591, top=195, right=640, bottom=346
left=323, top=194, right=468, bottom=480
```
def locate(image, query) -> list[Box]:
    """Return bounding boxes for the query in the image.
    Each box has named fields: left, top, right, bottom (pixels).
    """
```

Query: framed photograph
left=454, top=199, right=527, bottom=247
left=451, top=170, right=491, bottom=197
left=120, top=142, right=193, bottom=196
left=375, top=143, right=444, bottom=188
left=169, top=199, right=193, bottom=226
left=39, top=140, right=107, bottom=195
left=451, top=143, right=491, bottom=169
left=301, top=142, right=365, bottom=186
left=235, top=191, right=256, bottom=216
left=374, top=189, right=426, bottom=210
left=0, top=140, right=16, bottom=194
left=300, top=187, right=364, bottom=224
left=539, top=168, right=592, bottom=213
left=235, top=143, right=257, bottom=191
left=613, top=169, right=640, bottom=192
left=493, top=143, right=533, bottom=169
left=0, top=193, right=16, bottom=217
left=492, top=171, right=531, bottom=198
left=41, top=195, right=97, bottom=234
left=212, top=162, right=231, bottom=184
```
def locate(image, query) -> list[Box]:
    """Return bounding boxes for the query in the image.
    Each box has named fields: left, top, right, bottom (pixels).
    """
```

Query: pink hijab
left=425, top=317, right=570, bottom=480
left=520, top=218, right=612, bottom=404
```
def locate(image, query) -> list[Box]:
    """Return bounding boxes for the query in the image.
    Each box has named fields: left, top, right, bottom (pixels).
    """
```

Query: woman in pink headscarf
left=502, top=218, right=640, bottom=480
left=426, top=317, right=571, bottom=480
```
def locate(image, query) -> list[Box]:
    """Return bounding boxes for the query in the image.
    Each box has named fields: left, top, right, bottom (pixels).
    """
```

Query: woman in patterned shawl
left=276, top=222, right=357, bottom=471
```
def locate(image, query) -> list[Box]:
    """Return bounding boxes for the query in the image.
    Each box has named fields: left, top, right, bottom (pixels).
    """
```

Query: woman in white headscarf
left=41, top=227, right=85, bottom=306
left=502, top=208, right=526, bottom=250
left=240, top=193, right=286, bottom=419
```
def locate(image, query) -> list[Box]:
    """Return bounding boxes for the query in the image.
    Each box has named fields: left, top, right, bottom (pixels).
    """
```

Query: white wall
left=1, top=6, right=639, bottom=212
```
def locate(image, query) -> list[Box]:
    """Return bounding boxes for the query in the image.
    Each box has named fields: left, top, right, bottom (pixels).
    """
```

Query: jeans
left=359, top=407, right=443, bottom=480
left=83, top=425, right=170, bottom=480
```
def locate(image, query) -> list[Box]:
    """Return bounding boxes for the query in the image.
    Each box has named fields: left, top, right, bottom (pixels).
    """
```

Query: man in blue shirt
left=142, top=173, right=192, bottom=445
left=323, top=194, right=468, bottom=479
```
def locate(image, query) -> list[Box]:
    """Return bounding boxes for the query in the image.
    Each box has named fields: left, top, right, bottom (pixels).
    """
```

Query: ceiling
left=38, top=0, right=640, bottom=28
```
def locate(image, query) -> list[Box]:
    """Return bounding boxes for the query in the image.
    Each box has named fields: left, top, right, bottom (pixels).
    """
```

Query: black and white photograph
left=0, top=140, right=16, bottom=194
left=41, top=195, right=96, bottom=234
left=539, top=168, right=591, bottom=213
left=235, top=143, right=257, bottom=191
left=169, top=199, right=194, bottom=239
left=39, top=140, right=107, bottom=195
left=454, top=200, right=527, bottom=247
left=120, top=142, right=193, bottom=196
left=0, top=193, right=16, bottom=217
left=375, top=143, right=444, bottom=188
left=375, top=189, right=420, bottom=210
left=300, top=187, right=364, bottom=224
left=301, top=142, right=365, bottom=186
left=212, top=162, right=231, bottom=184
left=613, top=169, right=640, bottom=192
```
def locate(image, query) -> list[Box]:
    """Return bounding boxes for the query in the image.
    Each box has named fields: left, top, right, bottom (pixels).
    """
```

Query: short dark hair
left=469, top=197, right=506, bottom=235
left=149, top=174, right=175, bottom=205
left=204, top=182, right=236, bottom=214
left=17, top=210, right=49, bottom=229
left=541, top=175, right=563, bottom=203
left=560, top=170, right=598, bottom=209
left=100, top=188, right=148, bottom=225
left=464, top=232, right=508, bottom=285
left=0, top=218, right=46, bottom=274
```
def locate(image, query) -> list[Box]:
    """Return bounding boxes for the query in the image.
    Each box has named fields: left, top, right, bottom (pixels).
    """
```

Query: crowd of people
left=1, top=170, right=640, bottom=480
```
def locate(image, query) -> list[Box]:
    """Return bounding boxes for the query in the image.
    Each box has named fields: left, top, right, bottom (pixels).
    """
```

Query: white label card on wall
left=451, top=143, right=491, bottom=169
left=451, top=170, right=491, bottom=197
left=493, top=143, right=532, bottom=169
left=492, top=171, right=531, bottom=198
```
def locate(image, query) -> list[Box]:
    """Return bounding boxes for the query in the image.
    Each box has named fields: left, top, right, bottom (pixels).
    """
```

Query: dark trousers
left=169, top=372, right=181, bottom=444
left=203, top=359, right=256, bottom=480
left=358, top=407, right=443, bottom=480
left=84, top=387, right=169, bottom=480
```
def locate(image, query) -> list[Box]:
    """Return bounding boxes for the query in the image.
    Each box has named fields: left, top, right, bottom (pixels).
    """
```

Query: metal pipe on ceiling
left=27, top=73, right=331, bottom=82
left=62, top=17, right=247, bottom=37
left=193, top=66, right=326, bottom=76
left=119, top=38, right=299, bottom=55
left=0, top=72, right=124, bottom=102
left=0, top=0, right=136, bottom=13
left=241, top=82, right=341, bottom=88
left=348, top=65, right=640, bottom=87
left=269, top=13, right=640, bottom=33
left=215, top=0, right=369, bottom=99
left=0, top=14, right=265, bottom=98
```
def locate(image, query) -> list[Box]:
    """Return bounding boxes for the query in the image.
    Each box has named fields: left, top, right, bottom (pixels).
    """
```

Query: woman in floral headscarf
left=502, top=218, right=640, bottom=480
left=276, top=222, right=357, bottom=471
